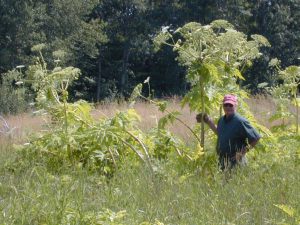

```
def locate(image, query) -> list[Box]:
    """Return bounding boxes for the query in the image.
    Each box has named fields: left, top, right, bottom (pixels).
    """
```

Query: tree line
left=0, top=0, right=299, bottom=102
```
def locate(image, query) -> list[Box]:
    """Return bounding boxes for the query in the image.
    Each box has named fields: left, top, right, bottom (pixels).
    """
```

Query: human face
left=223, top=103, right=236, bottom=116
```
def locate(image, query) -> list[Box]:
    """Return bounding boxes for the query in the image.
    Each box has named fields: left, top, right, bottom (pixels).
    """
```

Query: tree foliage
left=0, top=0, right=299, bottom=100
left=0, top=69, right=28, bottom=114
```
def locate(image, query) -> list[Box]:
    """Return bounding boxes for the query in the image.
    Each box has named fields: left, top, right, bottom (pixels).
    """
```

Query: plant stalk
left=200, top=81, right=205, bottom=148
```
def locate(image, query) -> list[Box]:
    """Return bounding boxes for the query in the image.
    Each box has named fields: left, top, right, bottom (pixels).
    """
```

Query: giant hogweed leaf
left=129, top=83, right=143, bottom=104
left=181, top=87, right=212, bottom=113
left=187, top=62, right=219, bottom=83
left=224, top=66, right=245, bottom=80
left=202, top=63, right=219, bottom=81
left=280, top=66, right=300, bottom=84
left=158, top=111, right=181, bottom=129
left=153, top=31, right=172, bottom=52
left=111, top=109, right=140, bottom=129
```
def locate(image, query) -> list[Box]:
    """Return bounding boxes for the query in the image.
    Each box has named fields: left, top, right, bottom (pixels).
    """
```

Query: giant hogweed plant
left=17, top=45, right=153, bottom=174
left=282, top=66, right=300, bottom=134
left=277, top=66, right=300, bottom=134
left=16, top=45, right=205, bottom=175
left=154, top=20, right=271, bottom=149
left=130, top=82, right=206, bottom=162
left=266, top=59, right=300, bottom=134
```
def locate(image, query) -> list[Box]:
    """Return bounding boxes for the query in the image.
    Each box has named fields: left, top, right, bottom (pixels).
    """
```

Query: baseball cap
left=223, top=94, right=238, bottom=105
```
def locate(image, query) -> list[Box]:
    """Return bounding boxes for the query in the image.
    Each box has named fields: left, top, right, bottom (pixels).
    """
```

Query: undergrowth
left=0, top=133, right=299, bottom=224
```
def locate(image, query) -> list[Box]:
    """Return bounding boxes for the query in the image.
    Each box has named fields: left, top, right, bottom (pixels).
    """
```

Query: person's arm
left=206, top=117, right=218, bottom=135
left=196, top=113, right=218, bottom=135
left=236, top=137, right=261, bottom=161
left=243, top=138, right=260, bottom=153
left=237, top=118, right=261, bottom=158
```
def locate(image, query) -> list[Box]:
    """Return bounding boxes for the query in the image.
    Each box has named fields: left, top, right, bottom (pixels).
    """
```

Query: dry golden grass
left=1, top=113, right=46, bottom=140
left=0, top=95, right=279, bottom=145
left=93, top=98, right=197, bottom=141
left=245, top=94, right=277, bottom=127
left=0, top=113, right=45, bottom=154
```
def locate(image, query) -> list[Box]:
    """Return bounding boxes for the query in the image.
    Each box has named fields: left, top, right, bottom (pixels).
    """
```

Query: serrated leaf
left=158, top=111, right=181, bottom=129
left=233, top=68, right=245, bottom=80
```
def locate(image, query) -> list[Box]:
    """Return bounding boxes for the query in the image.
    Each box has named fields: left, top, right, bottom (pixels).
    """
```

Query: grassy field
left=0, top=96, right=299, bottom=225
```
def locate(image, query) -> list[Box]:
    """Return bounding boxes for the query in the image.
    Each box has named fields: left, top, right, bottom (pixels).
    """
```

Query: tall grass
left=0, top=96, right=299, bottom=224
left=0, top=155, right=299, bottom=224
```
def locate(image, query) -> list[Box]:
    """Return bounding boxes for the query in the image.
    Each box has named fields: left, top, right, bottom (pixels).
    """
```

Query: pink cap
left=223, top=94, right=238, bottom=105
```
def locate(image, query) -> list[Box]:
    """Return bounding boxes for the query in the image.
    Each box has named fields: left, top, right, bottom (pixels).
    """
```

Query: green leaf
left=232, top=68, right=245, bottom=80
left=129, top=84, right=143, bottom=103
left=153, top=31, right=172, bottom=52
left=156, top=101, right=168, bottom=112
left=158, top=111, right=181, bottom=129
left=274, top=204, right=295, bottom=217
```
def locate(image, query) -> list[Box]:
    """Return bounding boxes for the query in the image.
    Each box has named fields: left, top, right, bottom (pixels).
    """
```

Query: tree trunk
left=96, top=56, right=102, bottom=102
left=120, top=43, right=130, bottom=94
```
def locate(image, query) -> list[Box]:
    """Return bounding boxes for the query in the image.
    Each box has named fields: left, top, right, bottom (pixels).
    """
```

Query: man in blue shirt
left=197, top=94, right=261, bottom=170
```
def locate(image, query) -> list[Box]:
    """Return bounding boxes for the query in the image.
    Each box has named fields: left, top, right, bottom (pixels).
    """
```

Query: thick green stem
left=125, top=130, right=153, bottom=172
left=62, top=100, right=72, bottom=160
left=219, top=104, right=222, bottom=118
left=63, top=101, right=68, bottom=134
left=200, top=81, right=205, bottom=148
left=118, top=137, right=147, bottom=164
left=38, top=50, right=47, bottom=72
left=295, top=96, right=299, bottom=134
left=108, top=148, right=117, bottom=168
left=198, top=47, right=205, bottom=148
left=296, top=103, right=299, bottom=134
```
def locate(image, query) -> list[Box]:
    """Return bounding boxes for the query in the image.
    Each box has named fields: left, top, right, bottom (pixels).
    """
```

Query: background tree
left=0, top=0, right=107, bottom=100
left=244, top=0, right=300, bottom=91
left=93, top=0, right=151, bottom=98
left=1, top=0, right=299, bottom=101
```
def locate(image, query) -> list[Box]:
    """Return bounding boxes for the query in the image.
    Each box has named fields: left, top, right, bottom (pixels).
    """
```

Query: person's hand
left=196, top=113, right=209, bottom=123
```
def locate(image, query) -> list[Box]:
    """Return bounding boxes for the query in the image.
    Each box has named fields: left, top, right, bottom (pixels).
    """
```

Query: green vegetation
left=0, top=33, right=299, bottom=224
left=0, top=69, right=28, bottom=114
left=0, top=1, right=299, bottom=224
left=0, top=0, right=299, bottom=102
left=0, top=131, right=299, bottom=224
left=154, top=20, right=270, bottom=148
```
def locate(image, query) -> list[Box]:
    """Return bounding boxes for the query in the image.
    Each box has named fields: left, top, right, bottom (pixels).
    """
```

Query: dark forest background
left=0, top=0, right=299, bottom=102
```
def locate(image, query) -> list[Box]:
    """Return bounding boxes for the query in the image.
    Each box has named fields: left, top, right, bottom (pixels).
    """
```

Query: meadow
left=0, top=96, right=299, bottom=225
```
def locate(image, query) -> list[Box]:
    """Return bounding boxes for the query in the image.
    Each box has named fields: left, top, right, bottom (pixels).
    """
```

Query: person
left=196, top=94, right=261, bottom=171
